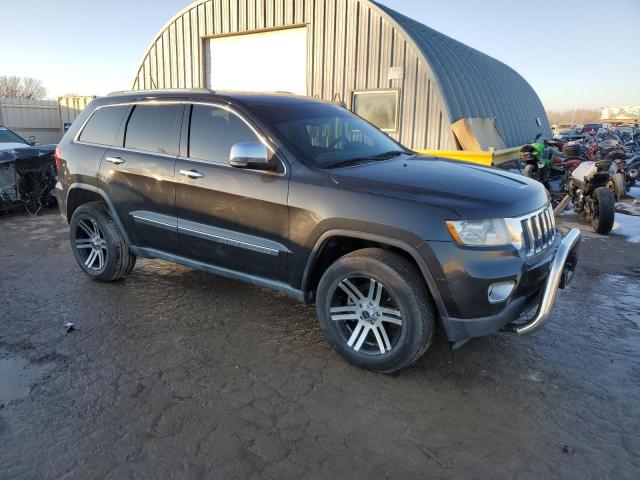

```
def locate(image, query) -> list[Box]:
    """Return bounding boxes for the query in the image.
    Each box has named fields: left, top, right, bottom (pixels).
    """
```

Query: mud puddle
left=0, top=349, right=50, bottom=404
left=595, top=274, right=640, bottom=329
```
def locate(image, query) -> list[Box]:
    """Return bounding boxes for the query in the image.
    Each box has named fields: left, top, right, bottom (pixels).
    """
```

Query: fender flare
left=66, top=183, right=132, bottom=247
left=301, top=229, right=448, bottom=318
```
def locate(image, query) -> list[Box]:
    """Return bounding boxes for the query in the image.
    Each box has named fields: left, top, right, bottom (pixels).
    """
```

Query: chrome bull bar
left=508, top=228, right=582, bottom=336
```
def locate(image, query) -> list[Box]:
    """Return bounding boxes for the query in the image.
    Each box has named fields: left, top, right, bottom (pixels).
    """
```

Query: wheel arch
left=65, top=184, right=132, bottom=246
left=301, top=230, right=448, bottom=318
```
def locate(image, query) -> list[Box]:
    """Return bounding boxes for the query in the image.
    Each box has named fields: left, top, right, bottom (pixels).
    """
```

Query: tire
left=69, top=201, right=136, bottom=281
left=523, top=164, right=537, bottom=180
left=590, top=187, right=615, bottom=235
left=316, top=248, right=436, bottom=373
left=609, top=172, right=627, bottom=201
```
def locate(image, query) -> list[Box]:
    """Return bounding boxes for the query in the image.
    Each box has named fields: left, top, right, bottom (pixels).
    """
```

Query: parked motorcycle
left=589, top=139, right=639, bottom=199
left=520, top=134, right=548, bottom=181
left=567, top=160, right=616, bottom=234
left=522, top=136, right=582, bottom=206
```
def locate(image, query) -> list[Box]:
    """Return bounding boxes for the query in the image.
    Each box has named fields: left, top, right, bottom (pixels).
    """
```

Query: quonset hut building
left=132, top=0, right=551, bottom=151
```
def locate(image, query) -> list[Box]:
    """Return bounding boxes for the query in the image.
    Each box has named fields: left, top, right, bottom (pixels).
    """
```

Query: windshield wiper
left=323, top=150, right=411, bottom=169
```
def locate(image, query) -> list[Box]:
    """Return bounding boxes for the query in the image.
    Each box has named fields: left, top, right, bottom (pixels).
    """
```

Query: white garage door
left=205, top=27, right=308, bottom=95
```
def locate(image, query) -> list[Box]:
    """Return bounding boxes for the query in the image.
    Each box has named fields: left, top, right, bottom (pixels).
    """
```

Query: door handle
left=105, top=156, right=125, bottom=165
left=180, top=169, right=205, bottom=179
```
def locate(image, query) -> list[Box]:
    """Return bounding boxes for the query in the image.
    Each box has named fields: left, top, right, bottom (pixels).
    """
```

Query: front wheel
left=590, top=187, right=615, bottom=235
left=523, top=164, right=538, bottom=180
left=608, top=172, right=626, bottom=201
left=316, top=248, right=436, bottom=373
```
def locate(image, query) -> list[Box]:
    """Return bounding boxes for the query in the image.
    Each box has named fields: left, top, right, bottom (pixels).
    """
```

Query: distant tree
left=0, top=76, right=47, bottom=99
left=546, top=109, right=601, bottom=127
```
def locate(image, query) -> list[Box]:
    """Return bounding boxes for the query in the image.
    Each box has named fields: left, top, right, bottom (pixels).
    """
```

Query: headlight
left=446, top=218, right=523, bottom=248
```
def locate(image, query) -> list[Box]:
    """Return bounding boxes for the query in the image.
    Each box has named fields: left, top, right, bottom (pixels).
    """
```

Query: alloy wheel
left=329, top=277, right=403, bottom=356
left=74, top=218, right=108, bottom=271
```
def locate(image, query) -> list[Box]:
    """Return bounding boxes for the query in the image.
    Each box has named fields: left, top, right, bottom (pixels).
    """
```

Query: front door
left=175, top=104, right=290, bottom=282
left=99, top=102, right=184, bottom=254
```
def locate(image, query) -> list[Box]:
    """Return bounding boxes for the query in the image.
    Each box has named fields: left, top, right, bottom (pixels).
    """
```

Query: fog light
left=488, top=281, right=516, bottom=304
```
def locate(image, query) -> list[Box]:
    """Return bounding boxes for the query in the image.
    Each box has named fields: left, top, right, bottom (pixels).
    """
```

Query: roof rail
left=107, top=88, right=214, bottom=96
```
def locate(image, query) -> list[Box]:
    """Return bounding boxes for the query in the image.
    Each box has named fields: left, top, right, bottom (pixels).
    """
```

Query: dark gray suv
left=54, top=90, right=581, bottom=372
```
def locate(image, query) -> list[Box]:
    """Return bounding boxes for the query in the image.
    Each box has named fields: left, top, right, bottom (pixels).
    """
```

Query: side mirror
left=26, top=136, right=37, bottom=146
left=229, top=142, right=271, bottom=169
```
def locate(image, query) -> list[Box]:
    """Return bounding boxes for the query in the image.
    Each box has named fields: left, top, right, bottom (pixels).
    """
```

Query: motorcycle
left=589, top=138, right=638, bottom=199
left=520, top=134, right=547, bottom=182
left=521, top=135, right=582, bottom=206
left=566, top=160, right=617, bottom=235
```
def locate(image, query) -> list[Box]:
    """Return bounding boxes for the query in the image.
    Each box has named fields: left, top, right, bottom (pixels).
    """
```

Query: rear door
left=99, top=102, right=184, bottom=253
left=174, top=103, right=290, bottom=281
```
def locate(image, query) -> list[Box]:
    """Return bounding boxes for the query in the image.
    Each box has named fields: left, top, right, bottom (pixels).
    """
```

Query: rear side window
left=124, top=104, right=182, bottom=155
left=78, top=105, right=128, bottom=146
left=189, top=105, right=258, bottom=162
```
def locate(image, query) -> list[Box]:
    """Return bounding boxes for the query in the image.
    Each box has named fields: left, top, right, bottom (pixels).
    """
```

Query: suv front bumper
left=440, top=228, right=581, bottom=342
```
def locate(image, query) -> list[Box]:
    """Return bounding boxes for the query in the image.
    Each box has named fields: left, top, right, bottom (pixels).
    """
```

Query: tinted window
left=78, top=106, right=128, bottom=146
left=189, top=105, right=258, bottom=162
left=125, top=104, right=182, bottom=155
left=247, top=101, right=405, bottom=168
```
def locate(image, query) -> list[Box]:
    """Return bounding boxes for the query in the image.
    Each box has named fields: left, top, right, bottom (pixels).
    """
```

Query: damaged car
left=0, top=126, right=57, bottom=215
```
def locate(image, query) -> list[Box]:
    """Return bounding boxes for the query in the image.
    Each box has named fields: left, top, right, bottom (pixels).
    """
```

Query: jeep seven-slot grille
left=520, top=205, right=557, bottom=256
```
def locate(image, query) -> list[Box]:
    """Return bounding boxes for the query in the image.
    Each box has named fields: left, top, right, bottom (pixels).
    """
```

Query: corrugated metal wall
left=0, top=97, right=95, bottom=145
left=0, top=99, right=61, bottom=145
left=59, top=96, right=96, bottom=126
left=132, top=0, right=457, bottom=150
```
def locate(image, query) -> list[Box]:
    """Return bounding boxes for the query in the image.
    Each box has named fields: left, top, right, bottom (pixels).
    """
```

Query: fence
left=0, top=96, right=95, bottom=145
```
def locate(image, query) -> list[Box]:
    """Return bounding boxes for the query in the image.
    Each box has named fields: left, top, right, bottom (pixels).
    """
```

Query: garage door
left=205, top=27, right=308, bottom=95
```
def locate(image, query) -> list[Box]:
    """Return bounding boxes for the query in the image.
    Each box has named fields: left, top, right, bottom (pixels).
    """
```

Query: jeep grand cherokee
left=54, top=90, right=581, bottom=373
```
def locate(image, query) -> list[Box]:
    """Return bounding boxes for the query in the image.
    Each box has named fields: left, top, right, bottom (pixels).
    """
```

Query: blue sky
left=1, top=0, right=638, bottom=110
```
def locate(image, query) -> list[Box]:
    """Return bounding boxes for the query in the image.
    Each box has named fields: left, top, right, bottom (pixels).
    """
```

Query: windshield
left=0, top=127, right=28, bottom=145
left=246, top=101, right=409, bottom=168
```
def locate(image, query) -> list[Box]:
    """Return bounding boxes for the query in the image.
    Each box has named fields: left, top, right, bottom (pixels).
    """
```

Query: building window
left=352, top=90, right=399, bottom=133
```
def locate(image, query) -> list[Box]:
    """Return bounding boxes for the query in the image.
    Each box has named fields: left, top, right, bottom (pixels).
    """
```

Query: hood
left=329, top=156, right=549, bottom=219
left=0, top=144, right=57, bottom=165
left=0, top=142, right=30, bottom=151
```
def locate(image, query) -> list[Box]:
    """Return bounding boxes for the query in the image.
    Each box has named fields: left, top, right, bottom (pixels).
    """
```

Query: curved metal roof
left=133, top=0, right=550, bottom=149
left=373, top=1, right=551, bottom=148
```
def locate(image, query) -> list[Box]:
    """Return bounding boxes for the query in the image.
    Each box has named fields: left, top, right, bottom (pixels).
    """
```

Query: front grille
left=520, top=205, right=557, bottom=257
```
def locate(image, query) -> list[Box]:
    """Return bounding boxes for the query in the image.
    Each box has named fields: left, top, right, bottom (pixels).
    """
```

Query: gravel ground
left=1, top=209, right=639, bottom=480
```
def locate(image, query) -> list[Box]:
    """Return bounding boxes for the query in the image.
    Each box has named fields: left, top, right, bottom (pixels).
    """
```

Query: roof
left=372, top=1, right=551, bottom=148
left=102, top=89, right=330, bottom=107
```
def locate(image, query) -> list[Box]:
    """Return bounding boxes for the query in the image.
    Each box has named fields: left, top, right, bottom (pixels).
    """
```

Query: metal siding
left=332, top=0, right=347, bottom=104
left=132, top=0, right=453, bottom=149
left=205, top=1, right=214, bottom=35
left=58, top=96, right=96, bottom=126
left=374, top=1, right=551, bottom=147
left=323, top=0, right=335, bottom=100
left=0, top=99, right=65, bottom=144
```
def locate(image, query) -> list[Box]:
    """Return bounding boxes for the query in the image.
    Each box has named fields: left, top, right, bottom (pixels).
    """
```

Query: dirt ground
left=1, top=209, right=639, bottom=480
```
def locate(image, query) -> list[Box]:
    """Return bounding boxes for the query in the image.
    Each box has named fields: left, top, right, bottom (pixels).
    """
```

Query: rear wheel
left=316, top=248, right=435, bottom=373
left=590, top=187, right=615, bottom=235
left=69, top=201, right=136, bottom=281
